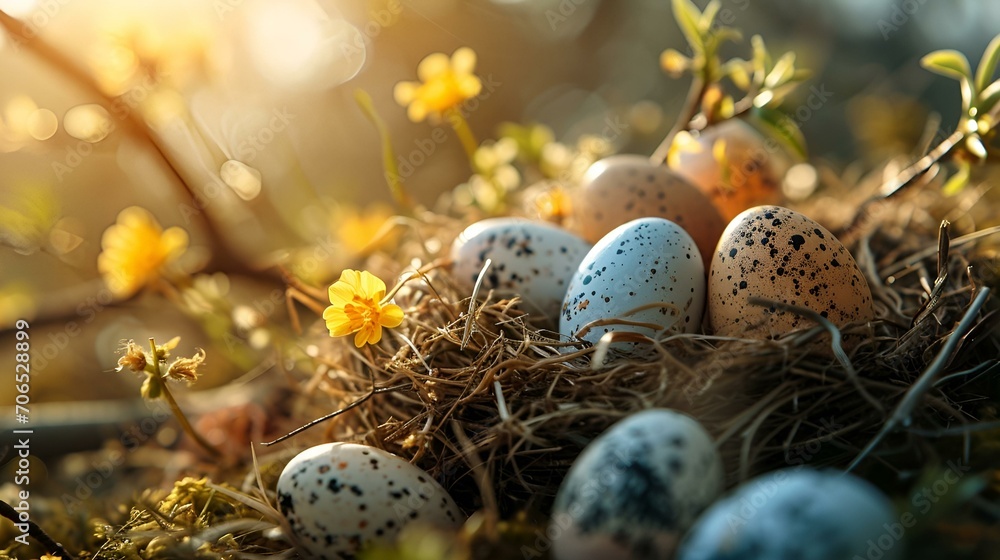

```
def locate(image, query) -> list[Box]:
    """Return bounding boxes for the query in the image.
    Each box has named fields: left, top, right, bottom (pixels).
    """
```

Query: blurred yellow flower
left=334, top=204, right=395, bottom=255
left=98, top=207, right=189, bottom=298
left=393, top=47, right=482, bottom=122
left=323, top=269, right=404, bottom=348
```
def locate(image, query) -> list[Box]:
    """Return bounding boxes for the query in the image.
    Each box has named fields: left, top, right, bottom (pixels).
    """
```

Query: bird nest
left=285, top=180, right=1000, bottom=521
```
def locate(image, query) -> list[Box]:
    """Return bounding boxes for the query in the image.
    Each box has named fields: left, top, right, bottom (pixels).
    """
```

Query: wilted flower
left=393, top=47, right=482, bottom=123
left=167, top=348, right=206, bottom=383
left=116, top=339, right=148, bottom=373
left=323, top=269, right=404, bottom=347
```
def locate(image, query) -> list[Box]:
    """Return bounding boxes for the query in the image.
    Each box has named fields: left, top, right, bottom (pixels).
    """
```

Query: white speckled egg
left=569, top=154, right=726, bottom=264
left=551, top=409, right=724, bottom=560
left=678, top=468, right=902, bottom=560
left=560, top=217, right=705, bottom=355
left=451, top=218, right=591, bottom=322
left=707, top=206, right=873, bottom=342
left=277, top=443, right=463, bottom=560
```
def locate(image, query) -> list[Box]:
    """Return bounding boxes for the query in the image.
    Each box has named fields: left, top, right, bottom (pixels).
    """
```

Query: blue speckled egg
left=277, top=443, right=463, bottom=560
left=560, top=217, right=705, bottom=355
left=677, top=468, right=902, bottom=560
left=451, top=218, right=591, bottom=322
left=551, top=409, right=724, bottom=560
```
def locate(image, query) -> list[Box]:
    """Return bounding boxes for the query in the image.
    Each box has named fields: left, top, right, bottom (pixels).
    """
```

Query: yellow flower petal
left=338, top=269, right=364, bottom=294
left=407, top=100, right=428, bottom=123
left=380, top=303, right=404, bottom=328
left=417, top=52, right=450, bottom=82
left=358, top=270, right=386, bottom=300
left=456, top=75, right=482, bottom=99
left=161, top=227, right=190, bottom=257
left=451, top=47, right=477, bottom=75
left=328, top=281, right=355, bottom=306
left=393, top=81, right=418, bottom=105
left=96, top=206, right=188, bottom=299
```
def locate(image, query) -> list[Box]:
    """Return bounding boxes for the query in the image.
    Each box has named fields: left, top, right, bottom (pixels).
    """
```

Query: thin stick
left=462, top=258, right=492, bottom=349
left=262, top=356, right=408, bottom=446
left=746, top=297, right=883, bottom=414
left=0, top=499, right=75, bottom=559
left=846, top=287, right=991, bottom=472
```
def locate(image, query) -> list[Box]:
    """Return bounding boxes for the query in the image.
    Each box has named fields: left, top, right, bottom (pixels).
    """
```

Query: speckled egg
left=668, top=118, right=792, bottom=221
left=569, top=154, right=726, bottom=264
left=277, top=443, right=463, bottom=560
left=708, top=206, right=873, bottom=341
left=551, top=409, right=724, bottom=560
left=678, top=468, right=902, bottom=560
left=561, top=218, right=705, bottom=355
left=451, top=218, right=591, bottom=322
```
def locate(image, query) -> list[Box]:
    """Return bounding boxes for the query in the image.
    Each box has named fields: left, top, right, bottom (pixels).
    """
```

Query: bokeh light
left=63, top=104, right=112, bottom=143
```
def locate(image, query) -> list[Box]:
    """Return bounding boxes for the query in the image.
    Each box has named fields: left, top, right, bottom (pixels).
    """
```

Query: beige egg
left=569, top=154, right=726, bottom=265
left=708, top=206, right=873, bottom=341
left=668, top=119, right=791, bottom=221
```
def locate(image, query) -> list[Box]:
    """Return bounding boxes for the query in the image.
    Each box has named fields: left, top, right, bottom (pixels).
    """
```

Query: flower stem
left=446, top=108, right=480, bottom=167
left=148, top=338, right=221, bottom=457
left=651, top=74, right=707, bottom=164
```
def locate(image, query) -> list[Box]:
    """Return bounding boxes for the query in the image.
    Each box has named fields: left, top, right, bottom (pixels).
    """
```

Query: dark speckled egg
left=569, top=154, right=726, bottom=265
left=560, top=217, right=705, bottom=356
left=451, top=218, right=591, bottom=323
left=277, top=443, right=463, bottom=560
left=707, top=206, right=873, bottom=342
left=677, top=469, right=901, bottom=560
left=550, top=409, right=723, bottom=560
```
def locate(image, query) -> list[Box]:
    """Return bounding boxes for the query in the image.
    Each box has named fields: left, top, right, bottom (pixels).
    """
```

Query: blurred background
left=1, top=0, right=999, bottom=407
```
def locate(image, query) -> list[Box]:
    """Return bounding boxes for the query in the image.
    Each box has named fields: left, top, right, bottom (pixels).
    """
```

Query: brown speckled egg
left=569, top=154, right=725, bottom=265
left=708, top=206, right=873, bottom=341
left=668, top=119, right=791, bottom=221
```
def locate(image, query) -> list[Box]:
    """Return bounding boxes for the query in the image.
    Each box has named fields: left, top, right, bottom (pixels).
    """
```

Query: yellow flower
left=323, top=269, right=404, bottom=347
left=393, top=47, right=482, bottom=122
left=97, top=207, right=188, bottom=298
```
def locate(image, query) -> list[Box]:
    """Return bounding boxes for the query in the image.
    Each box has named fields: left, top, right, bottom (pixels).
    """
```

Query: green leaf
left=791, top=68, right=813, bottom=82
left=977, top=79, right=1000, bottom=115
left=943, top=159, right=971, bottom=195
left=721, top=58, right=751, bottom=90
left=750, top=35, right=770, bottom=86
left=975, top=34, right=1000, bottom=94
left=748, top=107, right=808, bottom=161
left=764, top=52, right=796, bottom=89
left=921, top=49, right=973, bottom=81
left=672, top=0, right=704, bottom=53
left=922, top=49, right=974, bottom=111
left=354, top=89, right=414, bottom=214
left=698, top=0, right=722, bottom=34
left=965, top=133, right=988, bottom=161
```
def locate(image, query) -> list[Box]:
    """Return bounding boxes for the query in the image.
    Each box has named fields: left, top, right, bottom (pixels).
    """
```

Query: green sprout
left=920, top=35, right=1000, bottom=193
left=653, top=0, right=811, bottom=162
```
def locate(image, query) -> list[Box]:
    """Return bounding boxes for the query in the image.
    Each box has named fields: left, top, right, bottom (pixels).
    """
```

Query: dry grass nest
left=290, top=184, right=1000, bottom=518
